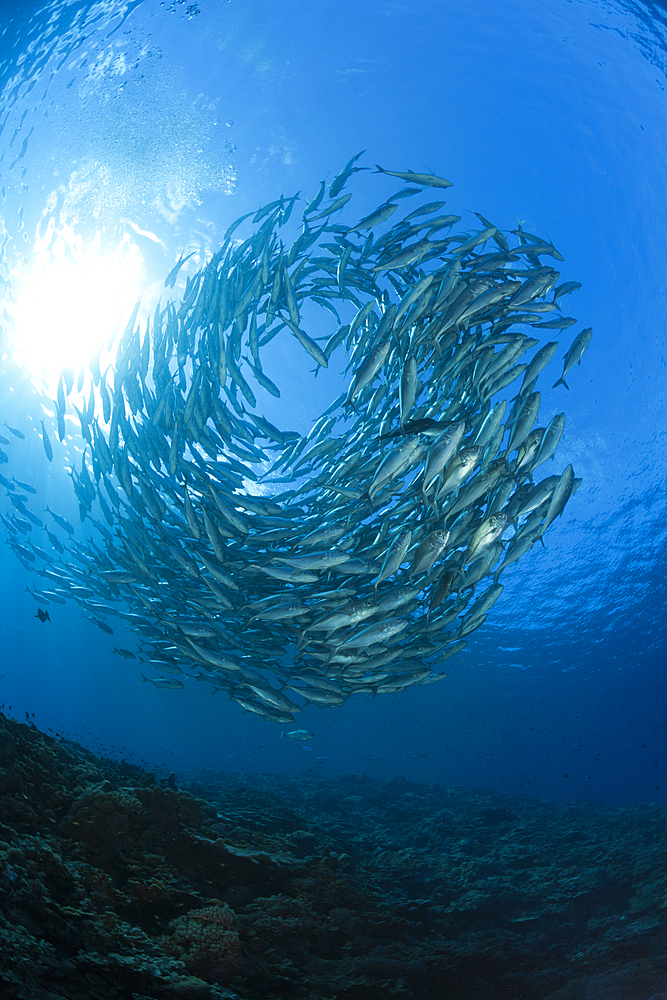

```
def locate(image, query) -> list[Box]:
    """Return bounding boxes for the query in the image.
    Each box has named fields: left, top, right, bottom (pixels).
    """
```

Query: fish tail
left=140, top=673, right=150, bottom=684
left=296, top=629, right=308, bottom=651
left=552, top=376, right=569, bottom=390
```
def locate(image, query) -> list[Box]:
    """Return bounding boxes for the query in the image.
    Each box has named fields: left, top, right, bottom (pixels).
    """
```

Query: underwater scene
left=0, top=0, right=666, bottom=997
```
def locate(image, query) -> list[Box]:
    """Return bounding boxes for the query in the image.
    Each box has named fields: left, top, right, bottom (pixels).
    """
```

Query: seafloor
left=0, top=713, right=666, bottom=1000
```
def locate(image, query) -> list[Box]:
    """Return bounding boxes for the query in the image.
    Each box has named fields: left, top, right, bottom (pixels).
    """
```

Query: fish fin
left=140, top=674, right=149, bottom=683
left=552, top=376, right=569, bottom=389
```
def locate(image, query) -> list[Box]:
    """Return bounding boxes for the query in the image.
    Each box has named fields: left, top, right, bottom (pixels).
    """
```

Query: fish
left=410, top=529, right=449, bottom=577
left=345, top=337, right=392, bottom=407
left=465, top=515, right=509, bottom=565
left=347, top=202, right=399, bottom=233
left=282, top=729, right=315, bottom=740
left=329, top=150, right=367, bottom=198
left=164, top=250, right=197, bottom=288
left=35, top=608, right=50, bottom=622
left=45, top=507, right=74, bottom=534
left=1, top=154, right=587, bottom=724
left=374, top=530, right=412, bottom=590
left=507, top=392, right=540, bottom=454
left=234, top=697, right=295, bottom=723
left=40, top=421, right=53, bottom=462
left=369, top=438, right=424, bottom=499
left=85, top=616, right=114, bottom=635
left=283, top=317, right=329, bottom=368
left=542, top=464, right=575, bottom=532
left=532, top=413, right=565, bottom=469
left=284, top=685, right=346, bottom=706
left=275, top=550, right=350, bottom=570
left=13, top=478, right=37, bottom=494
left=375, top=165, right=453, bottom=188
left=308, top=192, right=353, bottom=221
left=553, top=328, right=592, bottom=389
left=140, top=675, right=185, bottom=689
left=493, top=527, right=543, bottom=583
left=520, top=342, right=558, bottom=393
left=552, top=280, right=582, bottom=300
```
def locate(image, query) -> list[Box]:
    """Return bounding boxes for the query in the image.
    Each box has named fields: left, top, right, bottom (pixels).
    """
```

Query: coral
left=166, top=904, right=240, bottom=982
left=2, top=714, right=667, bottom=999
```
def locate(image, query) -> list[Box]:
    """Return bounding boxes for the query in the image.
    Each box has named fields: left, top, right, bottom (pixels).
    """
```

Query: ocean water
left=2, top=3, right=667, bottom=998
left=0, top=0, right=666, bottom=804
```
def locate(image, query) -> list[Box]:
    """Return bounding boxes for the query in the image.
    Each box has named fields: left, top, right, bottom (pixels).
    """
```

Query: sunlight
left=8, top=234, right=146, bottom=394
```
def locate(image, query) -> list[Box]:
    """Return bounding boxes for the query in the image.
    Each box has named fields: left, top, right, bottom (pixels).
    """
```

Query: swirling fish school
left=4, top=157, right=588, bottom=725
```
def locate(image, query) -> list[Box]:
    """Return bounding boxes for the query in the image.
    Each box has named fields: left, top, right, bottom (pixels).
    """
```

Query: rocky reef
left=1, top=712, right=667, bottom=999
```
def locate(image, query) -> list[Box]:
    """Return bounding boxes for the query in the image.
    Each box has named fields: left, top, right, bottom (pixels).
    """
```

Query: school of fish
left=1, top=156, right=591, bottom=728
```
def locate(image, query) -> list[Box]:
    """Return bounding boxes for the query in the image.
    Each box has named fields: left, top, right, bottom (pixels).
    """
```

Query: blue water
left=0, top=0, right=666, bottom=807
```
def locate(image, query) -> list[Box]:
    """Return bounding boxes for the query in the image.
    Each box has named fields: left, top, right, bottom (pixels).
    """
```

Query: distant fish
left=113, top=647, right=136, bottom=659
left=4, top=423, right=25, bottom=439
left=140, top=674, right=185, bottom=690
left=40, top=420, right=53, bottom=462
left=85, top=617, right=114, bottom=635
left=12, top=478, right=36, bottom=494
left=282, top=729, right=315, bottom=740
left=35, top=608, right=50, bottom=623
left=45, top=507, right=74, bottom=534
left=164, top=250, right=196, bottom=288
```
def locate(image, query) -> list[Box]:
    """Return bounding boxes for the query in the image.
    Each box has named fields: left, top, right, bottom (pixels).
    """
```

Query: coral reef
left=1, top=713, right=667, bottom=999
left=166, top=905, right=240, bottom=981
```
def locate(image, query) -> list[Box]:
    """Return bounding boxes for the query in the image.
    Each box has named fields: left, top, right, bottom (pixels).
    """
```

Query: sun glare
left=9, top=235, right=146, bottom=394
